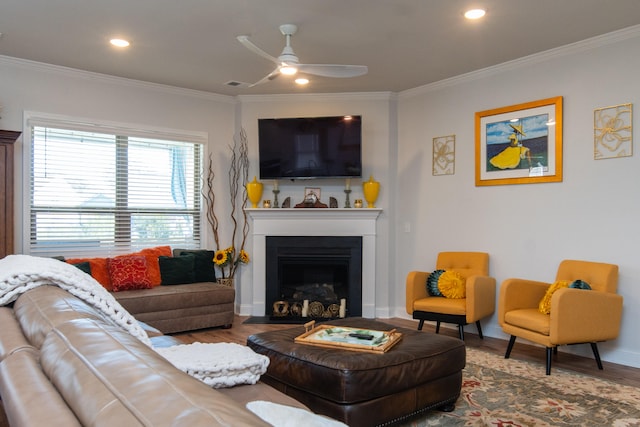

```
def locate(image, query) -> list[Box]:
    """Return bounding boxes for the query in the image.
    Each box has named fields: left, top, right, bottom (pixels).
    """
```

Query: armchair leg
left=458, top=324, right=464, bottom=341
left=417, top=320, right=424, bottom=331
left=546, top=347, right=553, bottom=375
left=590, top=343, right=604, bottom=370
left=435, top=321, right=441, bottom=334
left=475, top=321, right=484, bottom=339
left=505, top=335, right=516, bottom=359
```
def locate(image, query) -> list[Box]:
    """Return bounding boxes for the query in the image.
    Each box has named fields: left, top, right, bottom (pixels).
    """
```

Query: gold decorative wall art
left=594, top=103, right=632, bottom=159
left=432, top=134, right=455, bottom=176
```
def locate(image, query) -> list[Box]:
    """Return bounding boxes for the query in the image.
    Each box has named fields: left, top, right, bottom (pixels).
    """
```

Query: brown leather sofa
left=112, top=281, right=235, bottom=333
left=0, top=285, right=313, bottom=426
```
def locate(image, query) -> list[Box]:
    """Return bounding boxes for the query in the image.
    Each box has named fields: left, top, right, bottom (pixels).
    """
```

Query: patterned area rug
left=399, top=347, right=640, bottom=426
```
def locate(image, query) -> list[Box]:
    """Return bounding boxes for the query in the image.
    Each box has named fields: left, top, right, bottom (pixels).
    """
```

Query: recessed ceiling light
left=110, top=38, right=130, bottom=48
left=464, top=8, right=486, bottom=19
left=295, top=78, right=309, bottom=85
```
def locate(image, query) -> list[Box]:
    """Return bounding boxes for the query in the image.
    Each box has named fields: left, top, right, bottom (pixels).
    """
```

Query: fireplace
left=246, top=208, right=381, bottom=318
left=266, top=236, right=362, bottom=319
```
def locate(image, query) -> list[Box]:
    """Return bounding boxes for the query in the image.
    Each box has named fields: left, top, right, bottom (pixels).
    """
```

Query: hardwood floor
left=173, top=315, right=640, bottom=388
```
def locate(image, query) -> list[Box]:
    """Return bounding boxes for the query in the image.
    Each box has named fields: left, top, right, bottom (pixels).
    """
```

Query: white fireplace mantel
left=246, top=208, right=382, bottom=317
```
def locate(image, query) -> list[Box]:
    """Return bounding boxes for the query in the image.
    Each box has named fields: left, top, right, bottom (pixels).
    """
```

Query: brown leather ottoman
left=247, top=318, right=465, bottom=427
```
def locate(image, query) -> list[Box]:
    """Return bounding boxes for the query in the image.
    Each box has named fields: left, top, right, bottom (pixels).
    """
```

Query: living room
left=1, top=0, right=639, bottom=376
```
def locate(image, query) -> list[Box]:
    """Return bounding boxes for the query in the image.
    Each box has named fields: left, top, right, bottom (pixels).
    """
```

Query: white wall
left=235, top=94, right=396, bottom=317
left=0, top=56, right=237, bottom=251
left=396, top=28, right=640, bottom=367
left=2, top=25, right=639, bottom=368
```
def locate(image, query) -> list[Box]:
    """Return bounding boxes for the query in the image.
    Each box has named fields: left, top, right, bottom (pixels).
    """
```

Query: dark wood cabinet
left=1, top=130, right=21, bottom=258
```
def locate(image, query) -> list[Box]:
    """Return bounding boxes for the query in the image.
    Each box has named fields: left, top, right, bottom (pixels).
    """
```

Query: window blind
left=28, top=123, right=204, bottom=257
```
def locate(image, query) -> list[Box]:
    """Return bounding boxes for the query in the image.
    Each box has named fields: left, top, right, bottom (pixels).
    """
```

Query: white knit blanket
left=0, top=254, right=152, bottom=347
left=246, top=401, right=348, bottom=427
left=155, top=342, right=270, bottom=388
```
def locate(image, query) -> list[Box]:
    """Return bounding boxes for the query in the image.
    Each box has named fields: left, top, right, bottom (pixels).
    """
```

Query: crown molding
left=0, top=55, right=237, bottom=104
left=399, top=24, right=640, bottom=99
left=237, top=91, right=396, bottom=104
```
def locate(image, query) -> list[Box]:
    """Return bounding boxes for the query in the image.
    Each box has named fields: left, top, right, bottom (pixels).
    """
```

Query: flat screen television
left=258, top=115, right=362, bottom=180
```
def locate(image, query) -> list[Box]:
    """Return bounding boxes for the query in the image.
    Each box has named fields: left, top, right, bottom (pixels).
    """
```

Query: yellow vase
left=362, top=175, right=380, bottom=208
left=246, top=176, right=263, bottom=208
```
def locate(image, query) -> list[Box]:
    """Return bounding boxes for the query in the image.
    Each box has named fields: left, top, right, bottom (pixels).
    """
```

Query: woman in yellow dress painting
left=489, top=124, right=532, bottom=169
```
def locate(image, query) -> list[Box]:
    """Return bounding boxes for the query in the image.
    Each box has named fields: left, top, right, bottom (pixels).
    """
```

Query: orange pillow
left=135, top=246, right=172, bottom=287
left=108, top=256, right=152, bottom=292
left=66, top=257, right=111, bottom=290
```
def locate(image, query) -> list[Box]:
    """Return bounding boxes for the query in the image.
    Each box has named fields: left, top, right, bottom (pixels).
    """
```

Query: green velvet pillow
left=569, top=279, right=591, bottom=290
left=70, top=261, right=92, bottom=275
left=173, top=249, right=216, bottom=282
left=426, top=270, right=445, bottom=296
left=159, top=254, right=196, bottom=285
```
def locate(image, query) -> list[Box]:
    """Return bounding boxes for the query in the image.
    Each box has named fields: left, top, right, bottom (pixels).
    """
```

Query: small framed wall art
left=432, top=135, right=455, bottom=176
left=475, top=96, right=563, bottom=186
left=594, top=103, right=632, bottom=159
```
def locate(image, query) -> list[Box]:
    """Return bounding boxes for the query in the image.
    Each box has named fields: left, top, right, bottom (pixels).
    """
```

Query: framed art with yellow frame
left=475, top=96, right=563, bottom=186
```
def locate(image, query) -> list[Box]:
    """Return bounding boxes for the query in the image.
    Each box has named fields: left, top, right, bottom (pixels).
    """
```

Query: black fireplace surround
left=265, top=236, right=363, bottom=318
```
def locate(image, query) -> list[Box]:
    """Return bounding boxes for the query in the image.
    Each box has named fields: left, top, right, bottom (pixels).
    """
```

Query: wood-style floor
left=174, top=315, right=640, bottom=388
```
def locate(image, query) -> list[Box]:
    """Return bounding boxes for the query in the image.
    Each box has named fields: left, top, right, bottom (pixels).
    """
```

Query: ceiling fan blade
left=297, top=64, right=368, bottom=78
left=249, top=67, right=281, bottom=87
left=236, top=35, right=280, bottom=65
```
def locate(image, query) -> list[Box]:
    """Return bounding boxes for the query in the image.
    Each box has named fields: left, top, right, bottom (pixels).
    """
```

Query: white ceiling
left=2, top=0, right=640, bottom=96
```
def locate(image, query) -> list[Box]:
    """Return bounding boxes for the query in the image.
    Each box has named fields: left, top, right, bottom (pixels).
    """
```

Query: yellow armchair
left=406, top=252, right=496, bottom=340
left=498, top=259, right=623, bottom=375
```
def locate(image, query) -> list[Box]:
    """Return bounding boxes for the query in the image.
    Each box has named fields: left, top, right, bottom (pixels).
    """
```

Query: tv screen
left=258, top=115, right=362, bottom=180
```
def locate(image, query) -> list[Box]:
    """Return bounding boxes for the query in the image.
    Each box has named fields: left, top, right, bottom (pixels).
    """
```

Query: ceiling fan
left=237, top=24, right=368, bottom=87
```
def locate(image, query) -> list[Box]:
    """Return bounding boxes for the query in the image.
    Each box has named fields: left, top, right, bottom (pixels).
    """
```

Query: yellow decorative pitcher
left=362, top=175, right=380, bottom=208
left=246, top=176, right=263, bottom=208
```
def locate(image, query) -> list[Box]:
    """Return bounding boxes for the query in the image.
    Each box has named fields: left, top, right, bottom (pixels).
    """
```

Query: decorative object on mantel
left=344, top=178, right=352, bottom=208
left=246, top=176, right=263, bottom=208
left=262, top=199, right=271, bottom=208
left=354, top=199, right=363, bottom=208
left=594, top=103, right=632, bottom=159
left=433, top=134, right=456, bottom=176
left=362, top=176, right=380, bottom=208
left=282, top=197, right=291, bottom=208
left=272, top=180, right=280, bottom=208
left=203, top=128, right=251, bottom=281
left=329, top=197, right=338, bottom=208
left=295, top=187, right=327, bottom=208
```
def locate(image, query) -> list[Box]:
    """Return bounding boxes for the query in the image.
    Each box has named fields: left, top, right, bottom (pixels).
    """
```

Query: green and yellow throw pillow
left=538, top=279, right=592, bottom=314
left=426, top=270, right=466, bottom=299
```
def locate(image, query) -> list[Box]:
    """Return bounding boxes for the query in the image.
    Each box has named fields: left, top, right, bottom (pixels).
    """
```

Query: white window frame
left=21, top=111, right=209, bottom=257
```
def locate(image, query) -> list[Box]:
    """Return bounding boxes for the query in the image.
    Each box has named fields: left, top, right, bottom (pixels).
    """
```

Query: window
left=26, top=113, right=206, bottom=257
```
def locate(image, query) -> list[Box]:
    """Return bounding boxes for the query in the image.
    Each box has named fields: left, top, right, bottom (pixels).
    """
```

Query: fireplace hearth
left=266, top=236, right=362, bottom=320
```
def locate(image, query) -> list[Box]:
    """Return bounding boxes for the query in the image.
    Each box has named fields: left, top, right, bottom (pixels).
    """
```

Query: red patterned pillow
left=108, top=256, right=152, bottom=292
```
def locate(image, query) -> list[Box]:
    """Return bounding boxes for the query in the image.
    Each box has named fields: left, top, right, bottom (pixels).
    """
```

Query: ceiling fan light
left=295, top=78, right=309, bottom=85
left=280, top=65, right=298, bottom=75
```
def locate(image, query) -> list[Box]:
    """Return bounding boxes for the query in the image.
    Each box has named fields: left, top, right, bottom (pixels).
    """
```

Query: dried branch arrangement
left=202, top=128, right=250, bottom=279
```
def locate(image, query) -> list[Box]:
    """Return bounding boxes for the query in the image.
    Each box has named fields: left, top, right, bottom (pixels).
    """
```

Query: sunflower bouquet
left=213, top=246, right=250, bottom=279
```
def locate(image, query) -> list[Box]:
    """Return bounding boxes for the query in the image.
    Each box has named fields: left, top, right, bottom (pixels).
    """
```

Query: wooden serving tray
left=294, top=320, right=402, bottom=353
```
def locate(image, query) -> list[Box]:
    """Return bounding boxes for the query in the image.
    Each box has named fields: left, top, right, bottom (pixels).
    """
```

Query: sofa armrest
left=551, top=288, right=623, bottom=344
left=406, top=271, right=430, bottom=315
left=498, top=278, right=550, bottom=326
left=465, top=275, right=496, bottom=323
